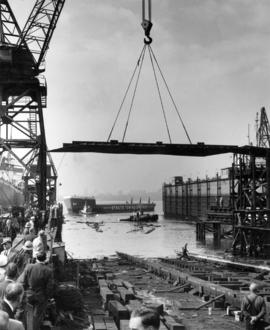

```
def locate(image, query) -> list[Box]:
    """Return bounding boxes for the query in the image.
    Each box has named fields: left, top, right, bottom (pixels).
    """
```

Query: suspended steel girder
left=50, top=140, right=269, bottom=158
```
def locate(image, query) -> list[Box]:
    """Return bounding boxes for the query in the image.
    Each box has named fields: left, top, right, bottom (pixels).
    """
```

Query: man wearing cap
left=18, top=252, right=53, bottom=330
left=0, top=238, right=14, bottom=259
left=241, top=282, right=266, bottom=330
left=14, top=241, right=33, bottom=274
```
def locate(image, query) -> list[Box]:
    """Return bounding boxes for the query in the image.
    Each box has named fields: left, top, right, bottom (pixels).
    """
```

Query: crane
left=0, top=0, right=66, bottom=210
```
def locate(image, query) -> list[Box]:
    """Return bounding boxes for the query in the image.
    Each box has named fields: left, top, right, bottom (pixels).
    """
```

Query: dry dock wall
left=163, top=176, right=231, bottom=218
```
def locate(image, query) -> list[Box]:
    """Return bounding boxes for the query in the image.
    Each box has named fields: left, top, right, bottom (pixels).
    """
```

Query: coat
left=18, top=262, right=53, bottom=303
left=8, top=319, right=25, bottom=330
left=0, top=299, right=14, bottom=319
left=0, top=279, right=14, bottom=298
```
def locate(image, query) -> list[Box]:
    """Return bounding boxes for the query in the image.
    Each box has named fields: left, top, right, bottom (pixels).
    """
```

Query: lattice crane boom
left=19, top=0, right=65, bottom=72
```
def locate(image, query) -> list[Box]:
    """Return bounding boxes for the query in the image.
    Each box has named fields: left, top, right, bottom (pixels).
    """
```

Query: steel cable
left=122, top=45, right=147, bottom=142
left=148, top=45, right=172, bottom=143
left=149, top=45, right=192, bottom=144
left=107, top=45, right=146, bottom=142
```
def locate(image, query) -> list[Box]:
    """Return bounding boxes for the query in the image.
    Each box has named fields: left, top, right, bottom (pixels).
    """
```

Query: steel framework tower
left=256, top=107, right=270, bottom=148
left=0, top=0, right=65, bottom=210
left=231, top=108, right=270, bottom=256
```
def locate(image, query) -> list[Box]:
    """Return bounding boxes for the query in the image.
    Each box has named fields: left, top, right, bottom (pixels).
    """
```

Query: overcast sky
left=10, top=0, right=270, bottom=198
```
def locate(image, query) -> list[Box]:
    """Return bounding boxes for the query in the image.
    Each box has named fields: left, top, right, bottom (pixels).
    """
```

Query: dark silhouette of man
left=18, top=252, right=53, bottom=330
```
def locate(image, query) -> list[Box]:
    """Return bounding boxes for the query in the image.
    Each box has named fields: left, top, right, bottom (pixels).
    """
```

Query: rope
left=56, top=152, right=66, bottom=171
left=122, top=45, right=147, bottom=142
left=149, top=45, right=192, bottom=144
left=107, top=45, right=146, bottom=142
left=148, top=45, right=172, bottom=143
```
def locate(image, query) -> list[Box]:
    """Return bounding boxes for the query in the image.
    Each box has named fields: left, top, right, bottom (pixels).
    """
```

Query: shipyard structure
left=163, top=108, right=270, bottom=256
left=163, top=173, right=230, bottom=219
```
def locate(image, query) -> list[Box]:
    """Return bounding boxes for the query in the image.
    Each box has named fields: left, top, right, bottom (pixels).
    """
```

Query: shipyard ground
left=63, top=256, right=248, bottom=330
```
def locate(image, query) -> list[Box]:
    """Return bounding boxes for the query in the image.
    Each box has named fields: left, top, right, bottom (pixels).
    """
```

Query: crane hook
left=144, top=35, right=153, bottom=45
left=141, top=0, right=153, bottom=44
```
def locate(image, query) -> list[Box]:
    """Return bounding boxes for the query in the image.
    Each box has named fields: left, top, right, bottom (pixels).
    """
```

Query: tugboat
left=120, top=211, right=158, bottom=223
left=80, top=202, right=93, bottom=216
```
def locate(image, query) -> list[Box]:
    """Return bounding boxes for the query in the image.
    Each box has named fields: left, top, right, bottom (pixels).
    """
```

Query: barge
left=64, top=196, right=155, bottom=214
left=119, top=213, right=158, bottom=222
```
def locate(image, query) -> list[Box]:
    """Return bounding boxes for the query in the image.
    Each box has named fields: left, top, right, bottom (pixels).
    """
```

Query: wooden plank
left=106, top=273, right=114, bottom=280
left=99, top=279, right=108, bottom=288
left=117, top=287, right=135, bottom=303
left=126, top=299, right=142, bottom=313
left=120, top=319, right=130, bottom=330
left=100, top=287, right=114, bottom=304
left=196, top=294, right=225, bottom=310
left=122, top=281, right=134, bottom=290
left=143, top=302, right=163, bottom=315
left=164, top=316, right=185, bottom=330
left=104, top=316, right=118, bottom=330
left=113, top=279, right=124, bottom=287
left=108, top=300, right=130, bottom=328
left=92, top=316, right=107, bottom=330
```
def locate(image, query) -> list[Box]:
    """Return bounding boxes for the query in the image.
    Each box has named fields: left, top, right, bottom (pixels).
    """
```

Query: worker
left=0, top=238, right=14, bottom=259
left=0, top=283, right=24, bottom=319
left=18, top=252, right=53, bottom=330
left=13, top=241, right=33, bottom=274
left=0, top=263, right=18, bottom=298
left=29, top=216, right=35, bottom=233
left=3, top=220, right=16, bottom=243
left=22, top=223, right=30, bottom=236
left=241, top=282, right=266, bottom=330
left=179, top=243, right=189, bottom=260
left=23, top=228, right=36, bottom=243
left=17, top=212, right=24, bottom=234
left=0, top=310, right=24, bottom=330
left=129, top=307, right=160, bottom=330
left=55, top=203, right=63, bottom=242
left=0, top=255, right=8, bottom=281
left=32, top=230, right=47, bottom=259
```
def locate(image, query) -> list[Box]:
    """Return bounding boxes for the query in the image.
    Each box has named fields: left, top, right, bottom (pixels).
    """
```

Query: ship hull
left=0, top=178, right=24, bottom=209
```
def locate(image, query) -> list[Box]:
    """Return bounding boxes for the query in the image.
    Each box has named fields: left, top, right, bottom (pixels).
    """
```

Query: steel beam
left=51, top=140, right=269, bottom=157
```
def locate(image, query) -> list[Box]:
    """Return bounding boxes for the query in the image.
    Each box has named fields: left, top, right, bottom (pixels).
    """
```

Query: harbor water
left=63, top=201, right=232, bottom=259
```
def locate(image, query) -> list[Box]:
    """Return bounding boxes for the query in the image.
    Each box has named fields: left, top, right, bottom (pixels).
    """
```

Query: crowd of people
left=0, top=203, right=63, bottom=330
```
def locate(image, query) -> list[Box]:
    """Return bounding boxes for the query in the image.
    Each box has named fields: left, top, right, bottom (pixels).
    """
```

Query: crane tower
left=0, top=0, right=65, bottom=209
